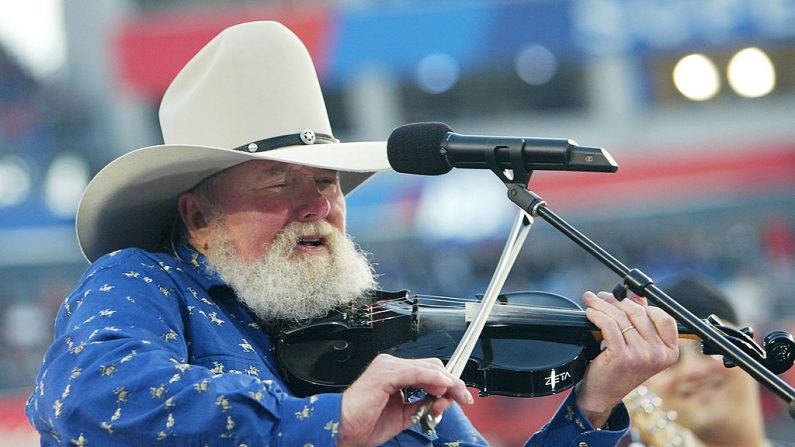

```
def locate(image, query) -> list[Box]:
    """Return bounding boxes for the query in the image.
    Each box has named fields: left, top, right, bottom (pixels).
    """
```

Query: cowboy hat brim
left=76, top=140, right=390, bottom=262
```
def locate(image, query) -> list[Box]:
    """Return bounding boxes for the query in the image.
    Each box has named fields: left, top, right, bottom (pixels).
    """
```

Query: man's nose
left=296, top=184, right=331, bottom=222
left=677, top=346, right=720, bottom=376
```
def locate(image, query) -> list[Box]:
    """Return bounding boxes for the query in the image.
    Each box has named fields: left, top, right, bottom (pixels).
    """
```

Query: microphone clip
left=483, top=139, right=533, bottom=186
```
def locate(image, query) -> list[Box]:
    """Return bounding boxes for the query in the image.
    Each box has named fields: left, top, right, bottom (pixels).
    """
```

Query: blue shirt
left=27, top=245, right=628, bottom=446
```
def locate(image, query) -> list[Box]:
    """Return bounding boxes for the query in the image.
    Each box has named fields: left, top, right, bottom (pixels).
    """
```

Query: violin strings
left=363, top=294, right=477, bottom=315
left=366, top=294, right=591, bottom=318
left=365, top=295, right=479, bottom=315
left=357, top=292, right=601, bottom=331
left=413, top=294, right=586, bottom=311
left=362, top=297, right=593, bottom=328
left=367, top=291, right=594, bottom=314
left=370, top=314, right=410, bottom=324
left=415, top=295, right=589, bottom=317
left=369, top=308, right=404, bottom=318
left=416, top=294, right=480, bottom=304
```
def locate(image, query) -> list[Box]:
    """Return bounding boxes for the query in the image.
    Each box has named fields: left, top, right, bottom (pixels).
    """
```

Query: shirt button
left=578, top=443, right=588, bottom=447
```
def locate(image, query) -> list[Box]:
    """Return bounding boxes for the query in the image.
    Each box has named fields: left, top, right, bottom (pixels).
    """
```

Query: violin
left=273, top=289, right=795, bottom=399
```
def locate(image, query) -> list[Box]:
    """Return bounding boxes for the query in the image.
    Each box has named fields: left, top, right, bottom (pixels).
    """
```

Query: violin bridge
left=411, top=298, right=420, bottom=333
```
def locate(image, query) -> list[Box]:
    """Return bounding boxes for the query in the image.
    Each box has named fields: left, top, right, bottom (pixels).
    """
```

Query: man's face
left=193, top=159, right=375, bottom=322
left=208, top=159, right=346, bottom=262
left=643, top=339, right=760, bottom=438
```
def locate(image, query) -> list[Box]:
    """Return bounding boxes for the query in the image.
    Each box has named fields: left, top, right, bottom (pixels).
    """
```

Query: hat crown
left=159, top=21, right=332, bottom=149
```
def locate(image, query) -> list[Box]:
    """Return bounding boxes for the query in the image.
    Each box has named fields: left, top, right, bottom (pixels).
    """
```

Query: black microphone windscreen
left=387, top=122, right=453, bottom=175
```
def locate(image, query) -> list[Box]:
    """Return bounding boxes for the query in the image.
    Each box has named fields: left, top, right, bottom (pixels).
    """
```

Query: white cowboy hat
left=76, top=21, right=390, bottom=262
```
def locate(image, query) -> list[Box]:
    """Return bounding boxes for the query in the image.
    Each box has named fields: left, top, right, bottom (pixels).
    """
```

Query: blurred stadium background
left=1, top=0, right=794, bottom=445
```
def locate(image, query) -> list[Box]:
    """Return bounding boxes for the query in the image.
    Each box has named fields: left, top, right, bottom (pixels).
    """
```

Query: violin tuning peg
left=706, top=314, right=724, bottom=326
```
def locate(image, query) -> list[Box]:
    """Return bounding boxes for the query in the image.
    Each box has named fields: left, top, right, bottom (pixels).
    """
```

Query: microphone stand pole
left=505, top=182, right=795, bottom=419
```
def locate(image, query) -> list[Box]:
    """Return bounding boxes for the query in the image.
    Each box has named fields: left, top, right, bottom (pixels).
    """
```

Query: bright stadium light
left=727, top=47, right=776, bottom=98
left=416, top=53, right=460, bottom=94
left=0, top=156, right=32, bottom=207
left=514, top=44, right=558, bottom=85
left=673, top=54, right=721, bottom=101
left=45, top=152, right=89, bottom=218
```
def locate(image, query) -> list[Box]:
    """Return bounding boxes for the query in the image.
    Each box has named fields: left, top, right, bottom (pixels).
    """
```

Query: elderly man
left=27, top=21, right=678, bottom=446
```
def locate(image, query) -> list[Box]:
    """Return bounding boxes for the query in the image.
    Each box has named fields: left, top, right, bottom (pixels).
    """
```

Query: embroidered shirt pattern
left=26, top=245, right=624, bottom=446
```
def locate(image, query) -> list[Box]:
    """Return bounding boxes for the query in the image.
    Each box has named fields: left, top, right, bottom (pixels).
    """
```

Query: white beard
left=205, top=219, right=377, bottom=323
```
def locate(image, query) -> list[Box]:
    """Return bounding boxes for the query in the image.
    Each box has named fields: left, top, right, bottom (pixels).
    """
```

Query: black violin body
left=274, top=290, right=602, bottom=398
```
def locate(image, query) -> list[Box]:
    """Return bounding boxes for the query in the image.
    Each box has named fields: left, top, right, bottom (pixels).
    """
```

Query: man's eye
left=263, top=181, right=288, bottom=190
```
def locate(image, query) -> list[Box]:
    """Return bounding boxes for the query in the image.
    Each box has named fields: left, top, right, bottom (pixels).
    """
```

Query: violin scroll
left=701, top=315, right=795, bottom=375
left=763, top=331, right=795, bottom=374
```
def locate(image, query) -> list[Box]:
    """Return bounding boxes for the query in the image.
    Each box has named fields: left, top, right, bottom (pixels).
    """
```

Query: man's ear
left=177, top=192, right=212, bottom=248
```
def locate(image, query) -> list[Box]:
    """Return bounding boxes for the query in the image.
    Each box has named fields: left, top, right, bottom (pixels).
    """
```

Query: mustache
left=268, top=220, right=340, bottom=250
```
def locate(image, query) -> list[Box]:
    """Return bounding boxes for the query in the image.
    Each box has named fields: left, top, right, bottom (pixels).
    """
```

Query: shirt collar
left=175, top=243, right=226, bottom=288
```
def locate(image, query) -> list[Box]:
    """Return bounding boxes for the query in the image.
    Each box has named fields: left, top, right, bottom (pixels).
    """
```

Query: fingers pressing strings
left=596, top=291, right=665, bottom=345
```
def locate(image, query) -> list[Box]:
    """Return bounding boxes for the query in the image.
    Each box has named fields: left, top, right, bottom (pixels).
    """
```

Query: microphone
left=387, top=122, right=618, bottom=176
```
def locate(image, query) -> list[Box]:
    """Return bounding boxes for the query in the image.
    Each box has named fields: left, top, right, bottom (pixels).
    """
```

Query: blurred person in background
left=26, top=21, right=679, bottom=446
left=623, top=274, right=794, bottom=447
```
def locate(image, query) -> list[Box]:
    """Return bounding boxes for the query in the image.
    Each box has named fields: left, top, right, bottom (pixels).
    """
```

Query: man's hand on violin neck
left=577, top=291, right=679, bottom=428
left=337, top=354, right=474, bottom=447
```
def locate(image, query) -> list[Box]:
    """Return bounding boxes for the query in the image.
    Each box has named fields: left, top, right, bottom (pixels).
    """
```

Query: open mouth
left=297, top=235, right=327, bottom=248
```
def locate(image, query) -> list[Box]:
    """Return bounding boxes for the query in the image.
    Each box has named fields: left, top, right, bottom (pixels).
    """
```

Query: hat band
left=234, top=130, right=338, bottom=153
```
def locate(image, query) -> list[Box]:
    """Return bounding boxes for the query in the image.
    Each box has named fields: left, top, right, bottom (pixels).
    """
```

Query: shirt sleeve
left=431, top=402, right=489, bottom=446
left=524, top=389, right=629, bottom=447
left=26, top=249, right=342, bottom=447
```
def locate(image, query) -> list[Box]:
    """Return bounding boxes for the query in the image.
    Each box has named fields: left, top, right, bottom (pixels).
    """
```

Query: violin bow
left=412, top=209, right=535, bottom=434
